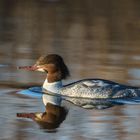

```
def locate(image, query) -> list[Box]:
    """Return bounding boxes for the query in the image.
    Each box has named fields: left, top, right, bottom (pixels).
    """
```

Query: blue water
left=1, top=87, right=140, bottom=140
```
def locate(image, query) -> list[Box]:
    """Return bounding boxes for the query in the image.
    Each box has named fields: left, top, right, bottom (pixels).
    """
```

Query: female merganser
left=18, top=54, right=140, bottom=109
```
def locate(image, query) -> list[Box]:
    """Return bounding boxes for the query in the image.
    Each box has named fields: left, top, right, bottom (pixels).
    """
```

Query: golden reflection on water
left=0, top=0, right=140, bottom=140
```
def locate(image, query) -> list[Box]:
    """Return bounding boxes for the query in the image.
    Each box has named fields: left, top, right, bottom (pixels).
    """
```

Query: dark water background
left=0, top=0, right=140, bottom=139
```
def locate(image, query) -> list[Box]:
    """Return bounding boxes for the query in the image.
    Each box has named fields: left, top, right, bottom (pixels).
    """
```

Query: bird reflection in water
left=17, top=103, right=68, bottom=132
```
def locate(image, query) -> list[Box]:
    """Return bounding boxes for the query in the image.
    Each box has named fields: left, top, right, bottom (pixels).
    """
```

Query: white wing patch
left=82, top=81, right=97, bottom=87
left=83, top=80, right=109, bottom=87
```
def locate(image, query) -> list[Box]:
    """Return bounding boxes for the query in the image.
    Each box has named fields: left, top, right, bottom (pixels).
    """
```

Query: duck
left=18, top=54, right=140, bottom=109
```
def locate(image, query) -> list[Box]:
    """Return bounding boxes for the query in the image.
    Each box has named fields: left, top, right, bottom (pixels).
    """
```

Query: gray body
left=59, top=79, right=140, bottom=109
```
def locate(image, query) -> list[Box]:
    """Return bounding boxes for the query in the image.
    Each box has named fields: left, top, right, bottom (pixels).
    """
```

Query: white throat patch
left=43, top=79, right=62, bottom=93
left=42, top=79, right=63, bottom=106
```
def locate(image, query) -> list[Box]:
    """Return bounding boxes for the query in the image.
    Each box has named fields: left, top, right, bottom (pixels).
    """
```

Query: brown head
left=18, top=54, right=70, bottom=82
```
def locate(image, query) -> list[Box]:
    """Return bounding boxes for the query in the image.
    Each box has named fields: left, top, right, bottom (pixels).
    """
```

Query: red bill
left=17, top=65, right=38, bottom=71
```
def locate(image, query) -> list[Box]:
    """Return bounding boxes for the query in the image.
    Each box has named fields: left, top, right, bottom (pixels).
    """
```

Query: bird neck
left=43, top=78, right=63, bottom=93
left=47, top=72, right=62, bottom=83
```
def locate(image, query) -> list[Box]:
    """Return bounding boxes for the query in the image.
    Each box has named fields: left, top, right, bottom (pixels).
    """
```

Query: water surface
left=0, top=0, right=140, bottom=140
